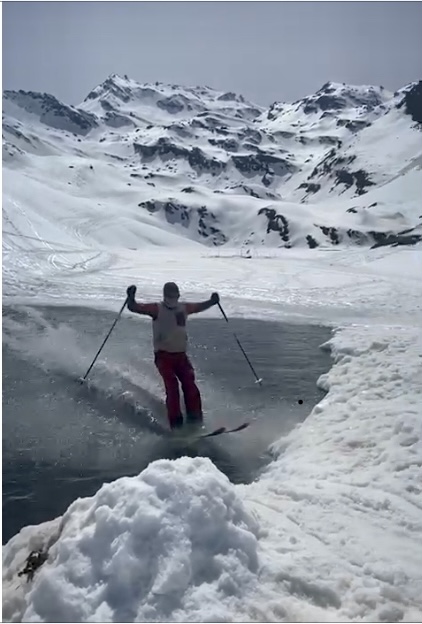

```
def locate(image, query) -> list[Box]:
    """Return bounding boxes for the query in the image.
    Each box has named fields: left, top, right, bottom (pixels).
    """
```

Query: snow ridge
left=3, top=75, right=422, bottom=251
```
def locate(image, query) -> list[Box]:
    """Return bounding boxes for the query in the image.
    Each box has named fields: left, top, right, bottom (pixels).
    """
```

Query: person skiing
left=126, top=282, right=220, bottom=430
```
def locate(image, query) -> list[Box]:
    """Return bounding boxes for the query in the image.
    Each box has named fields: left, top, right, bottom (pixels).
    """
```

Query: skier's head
left=163, top=282, right=180, bottom=307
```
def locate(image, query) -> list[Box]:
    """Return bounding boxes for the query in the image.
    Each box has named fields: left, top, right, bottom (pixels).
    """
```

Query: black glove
left=210, top=292, right=219, bottom=305
left=126, top=285, right=136, bottom=299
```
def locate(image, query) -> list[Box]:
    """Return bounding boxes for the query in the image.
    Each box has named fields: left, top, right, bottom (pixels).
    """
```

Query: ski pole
left=217, top=302, right=262, bottom=385
left=79, top=297, right=128, bottom=382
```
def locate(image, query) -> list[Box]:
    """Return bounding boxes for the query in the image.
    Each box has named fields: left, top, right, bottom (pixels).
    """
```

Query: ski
left=225, top=422, right=249, bottom=433
left=171, top=422, right=249, bottom=442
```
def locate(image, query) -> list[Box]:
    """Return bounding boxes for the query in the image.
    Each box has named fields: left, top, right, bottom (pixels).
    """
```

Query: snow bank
left=242, top=323, right=422, bottom=622
left=2, top=457, right=261, bottom=623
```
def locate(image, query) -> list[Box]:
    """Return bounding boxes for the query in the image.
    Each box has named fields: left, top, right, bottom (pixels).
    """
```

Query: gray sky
left=3, top=2, right=422, bottom=106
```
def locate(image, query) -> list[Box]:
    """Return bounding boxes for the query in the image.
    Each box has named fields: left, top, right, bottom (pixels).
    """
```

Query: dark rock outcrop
left=208, top=137, right=239, bottom=152
left=397, top=81, right=422, bottom=125
left=298, top=182, right=321, bottom=194
left=258, top=207, right=290, bottom=243
left=103, top=112, right=135, bottom=128
left=337, top=118, right=372, bottom=132
left=318, top=225, right=340, bottom=244
left=3, top=90, right=98, bottom=136
left=335, top=169, right=375, bottom=195
left=138, top=200, right=227, bottom=245
left=232, top=153, right=294, bottom=182
left=156, top=96, right=186, bottom=114
left=306, top=235, right=319, bottom=248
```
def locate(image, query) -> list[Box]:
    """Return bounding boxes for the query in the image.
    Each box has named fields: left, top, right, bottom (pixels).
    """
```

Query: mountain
left=3, top=74, right=422, bottom=250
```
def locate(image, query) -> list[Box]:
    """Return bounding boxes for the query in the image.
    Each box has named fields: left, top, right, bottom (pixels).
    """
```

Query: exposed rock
left=99, top=100, right=115, bottom=112
left=303, top=95, right=346, bottom=114
left=188, top=147, right=225, bottom=174
left=298, top=182, right=321, bottom=194
left=156, top=96, right=186, bottom=114
left=208, top=138, right=239, bottom=152
left=335, top=169, right=375, bottom=195
left=273, top=130, right=295, bottom=140
left=84, top=76, right=132, bottom=103
left=318, top=225, right=340, bottom=245
left=397, top=81, right=422, bottom=125
left=103, top=112, right=135, bottom=128
left=3, top=90, right=98, bottom=136
left=370, top=229, right=422, bottom=248
left=232, top=153, right=294, bottom=180
left=258, top=207, right=290, bottom=243
left=138, top=200, right=227, bottom=245
left=217, top=92, right=239, bottom=102
left=318, top=136, right=342, bottom=146
left=306, top=235, right=319, bottom=248
left=237, top=127, right=263, bottom=145
left=336, top=118, right=371, bottom=132
left=134, top=138, right=188, bottom=161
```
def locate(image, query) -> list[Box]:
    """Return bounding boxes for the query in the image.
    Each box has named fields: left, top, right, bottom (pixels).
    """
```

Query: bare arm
left=185, top=293, right=219, bottom=315
left=127, top=299, right=158, bottom=319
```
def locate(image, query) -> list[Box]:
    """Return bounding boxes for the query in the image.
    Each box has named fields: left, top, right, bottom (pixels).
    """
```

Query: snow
left=3, top=459, right=261, bottom=623
left=2, top=75, right=422, bottom=622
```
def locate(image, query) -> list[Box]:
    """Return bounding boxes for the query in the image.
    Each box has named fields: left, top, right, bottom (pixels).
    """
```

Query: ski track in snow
left=2, top=76, right=422, bottom=622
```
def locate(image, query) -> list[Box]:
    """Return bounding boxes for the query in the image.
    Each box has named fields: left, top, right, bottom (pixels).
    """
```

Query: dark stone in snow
left=306, top=235, right=319, bottom=248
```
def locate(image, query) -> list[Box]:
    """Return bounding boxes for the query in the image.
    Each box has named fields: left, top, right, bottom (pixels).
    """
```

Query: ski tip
left=199, top=426, right=226, bottom=438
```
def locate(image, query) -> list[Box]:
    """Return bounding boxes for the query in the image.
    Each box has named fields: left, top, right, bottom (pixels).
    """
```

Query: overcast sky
left=3, top=2, right=422, bottom=106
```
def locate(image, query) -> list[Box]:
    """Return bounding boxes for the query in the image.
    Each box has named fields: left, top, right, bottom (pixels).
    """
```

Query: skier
left=126, top=282, right=220, bottom=430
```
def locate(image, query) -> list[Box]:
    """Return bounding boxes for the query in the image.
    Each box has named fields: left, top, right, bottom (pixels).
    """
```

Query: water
left=2, top=304, right=331, bottom=543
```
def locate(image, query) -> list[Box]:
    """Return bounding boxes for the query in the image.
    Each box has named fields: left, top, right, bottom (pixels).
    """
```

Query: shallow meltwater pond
left=2, top=304, right=332, bottom=543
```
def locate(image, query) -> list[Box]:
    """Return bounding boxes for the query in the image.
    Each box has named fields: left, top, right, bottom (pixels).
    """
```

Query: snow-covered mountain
left=3, top=74, right=422, bottom=250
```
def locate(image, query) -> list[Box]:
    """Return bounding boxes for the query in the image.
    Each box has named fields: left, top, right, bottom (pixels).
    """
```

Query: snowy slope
left=3, top=75, right=422, bottom=256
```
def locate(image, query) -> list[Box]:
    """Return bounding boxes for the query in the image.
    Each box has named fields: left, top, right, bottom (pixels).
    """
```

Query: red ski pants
left=154, top=351, right=203, bottom=426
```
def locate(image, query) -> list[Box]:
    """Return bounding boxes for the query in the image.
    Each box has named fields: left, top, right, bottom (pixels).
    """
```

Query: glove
left=210, top=292, right=219, bottom=305
left=126, top=285, right=137, bottom=299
